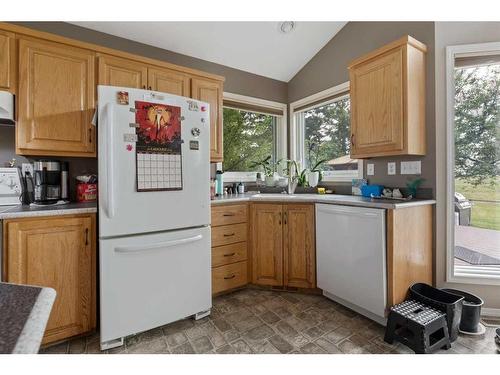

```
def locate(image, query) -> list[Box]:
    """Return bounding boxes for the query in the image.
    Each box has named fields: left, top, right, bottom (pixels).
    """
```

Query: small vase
left=265, top=175, right=275, bottom=187
left=308, top=171, right=320, bottom=188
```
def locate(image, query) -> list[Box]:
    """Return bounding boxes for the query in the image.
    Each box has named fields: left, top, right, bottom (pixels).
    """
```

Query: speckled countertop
left=0, top=282, right=56, bottom=354
left=0, top=202, right=97, bottom=220
left=211, top=192, right=436, bottom=209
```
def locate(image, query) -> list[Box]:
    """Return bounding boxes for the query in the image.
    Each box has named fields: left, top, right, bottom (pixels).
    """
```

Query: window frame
left=221, top=92, right=287, bottom=183
left=445, top=42, right=500, bottom=286
left=290, top=81, right=363, bottom=182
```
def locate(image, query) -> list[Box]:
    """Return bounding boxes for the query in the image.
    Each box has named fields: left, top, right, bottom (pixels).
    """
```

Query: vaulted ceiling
left=71, top=22, right=346, bottom=82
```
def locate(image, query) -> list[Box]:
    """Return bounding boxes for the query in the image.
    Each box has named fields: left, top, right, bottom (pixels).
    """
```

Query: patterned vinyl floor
left=40, top=288, right=499, bottom=354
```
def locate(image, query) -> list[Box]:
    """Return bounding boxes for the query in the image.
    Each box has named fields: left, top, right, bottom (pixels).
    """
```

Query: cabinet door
left=283, top=204, right=316, bottom=288
left=98, top=54, right=147, bottom=89
left=350, top=48, right=404, bottom=157
left=17, top=37, right=95, bottom=157
left=191, top=78, right=223, bottom=162
left=148, top=67, right=190, bottom=96
left=4, top=215, right=95, bottom=344
left=251, top=204, right=283, bottom=286
left=0, top=30, right=16, bottom=92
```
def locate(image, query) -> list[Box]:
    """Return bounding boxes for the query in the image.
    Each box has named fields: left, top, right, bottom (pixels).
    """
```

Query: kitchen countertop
left=0, top=202, right=97, bottom=220
left=211, top=192, right=436, bottom=209
left=0, top=282, right=56, bottom=354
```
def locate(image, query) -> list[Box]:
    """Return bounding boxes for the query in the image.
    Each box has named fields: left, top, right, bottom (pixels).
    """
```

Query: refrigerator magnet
left=126, top=144, right=134, bottom=152
left=117, top=91, right=129, bottom=105
left=123, top=134, right=138, bottom=142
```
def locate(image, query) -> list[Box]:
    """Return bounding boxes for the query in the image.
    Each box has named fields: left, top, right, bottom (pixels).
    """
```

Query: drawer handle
left=224, top=274, right=236, bottom=280
left=223, top=213, right=236, bottom=217
left=223, top=233, right=235, bottom=237
left=223, top=252, right=236, bottom=257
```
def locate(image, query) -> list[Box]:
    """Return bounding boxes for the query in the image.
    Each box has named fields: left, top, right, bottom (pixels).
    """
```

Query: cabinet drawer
left=212, top=261, right=247, bottom=294
left=212, top=223, right=247, bottom=247
left=212, top=242, right=247, bottom=268
left=211, top=204, right=247, bottom=226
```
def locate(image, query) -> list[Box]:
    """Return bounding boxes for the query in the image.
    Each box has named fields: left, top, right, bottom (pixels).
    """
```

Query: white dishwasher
left=316, top=204, right=387, bottom=323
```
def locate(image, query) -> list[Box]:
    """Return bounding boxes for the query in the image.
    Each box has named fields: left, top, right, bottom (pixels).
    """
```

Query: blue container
left=361, top=184, right=384, bottom=197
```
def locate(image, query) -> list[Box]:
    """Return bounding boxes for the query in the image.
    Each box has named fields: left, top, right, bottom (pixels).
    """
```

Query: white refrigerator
left=97, top=85, right=211, bottom=350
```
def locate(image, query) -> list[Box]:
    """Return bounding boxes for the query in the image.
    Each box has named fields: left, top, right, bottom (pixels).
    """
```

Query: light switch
left=387, top=162, right=396, bottom=175
left=401, top=161, right=422, bottom=175
left=367, top=163, right=374, bottom=176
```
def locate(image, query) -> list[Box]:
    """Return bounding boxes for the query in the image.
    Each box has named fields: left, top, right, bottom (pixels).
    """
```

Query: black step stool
left=384, top=299, right=451, bottom=354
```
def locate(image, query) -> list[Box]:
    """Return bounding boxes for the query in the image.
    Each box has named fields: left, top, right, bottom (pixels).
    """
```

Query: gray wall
left=12, top=22, right=288, bottom=103
left=435, top=22, right=500, bottom=310
left=288, top=22, right=436, bottom=193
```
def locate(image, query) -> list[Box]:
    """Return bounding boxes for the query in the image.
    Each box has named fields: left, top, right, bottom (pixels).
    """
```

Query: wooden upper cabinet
left=349, top=36, right=427, bottom=158
left=4, top=214, right=96, bottom=344
left=98, top=54, right=147, bottom=89
left=251, top=204, right=283, bottom=286
left=191, top=77, right=223, bottom=162
left=0, top=30, right=16, bottom=93
left=283, top=204, right=316, bottom=288
left=148, top=67, right=190, bottom=96
left=17, top=37, right=96, bottom=157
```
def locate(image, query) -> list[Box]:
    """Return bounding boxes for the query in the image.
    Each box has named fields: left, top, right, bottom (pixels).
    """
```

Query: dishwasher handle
left=316, top=204, right=383, bottom=218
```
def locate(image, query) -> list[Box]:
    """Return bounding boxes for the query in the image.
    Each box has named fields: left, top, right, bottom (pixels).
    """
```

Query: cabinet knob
left=223, top=233, right=235, bottom=237
left=351, top=134, right=355, bottom=146
left=85, top=228, right=89, bottom=246
left=223, top=252, right=236, bottom=257
left=224, top=274, right=236, bottom=280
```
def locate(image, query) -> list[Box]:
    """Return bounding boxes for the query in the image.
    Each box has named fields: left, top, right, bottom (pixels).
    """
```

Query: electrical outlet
left=21, top=163, right=33, bottom=177
left=367, top=163, right=375, bottom=176
left=387, top=162, right=396, bottom=175
left=401, top=161, right=421, bottom=175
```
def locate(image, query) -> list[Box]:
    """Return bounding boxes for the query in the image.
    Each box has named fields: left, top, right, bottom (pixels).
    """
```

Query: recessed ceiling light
left=279, top=21, right=295, bottom=34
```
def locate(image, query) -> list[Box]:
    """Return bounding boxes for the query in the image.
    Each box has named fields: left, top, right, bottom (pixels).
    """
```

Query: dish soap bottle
left=237, top=181, right=245, bottom=194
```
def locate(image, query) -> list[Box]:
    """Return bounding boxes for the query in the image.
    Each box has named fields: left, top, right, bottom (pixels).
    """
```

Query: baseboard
left=482, top=307, right=500, bottom=318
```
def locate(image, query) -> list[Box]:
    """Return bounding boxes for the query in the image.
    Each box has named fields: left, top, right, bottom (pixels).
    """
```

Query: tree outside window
left=222, top=108, right=276, bottom=172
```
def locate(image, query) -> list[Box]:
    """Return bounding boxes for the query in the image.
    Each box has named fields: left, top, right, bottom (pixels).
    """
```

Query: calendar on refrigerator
left=134, top=100, right=183, bottom=192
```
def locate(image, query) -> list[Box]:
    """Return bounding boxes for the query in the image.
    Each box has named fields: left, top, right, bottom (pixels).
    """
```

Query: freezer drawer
left=316, top=204, right=387, bottom=319
left=99, top=226, right=211, bottom=345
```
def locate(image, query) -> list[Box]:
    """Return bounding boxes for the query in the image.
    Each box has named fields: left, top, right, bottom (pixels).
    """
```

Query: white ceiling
left=71, top=22, right=346, bottom=82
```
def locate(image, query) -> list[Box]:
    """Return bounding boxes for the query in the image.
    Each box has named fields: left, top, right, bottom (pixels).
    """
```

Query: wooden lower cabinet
left=3, top=214, right=96, bottom=344
left=251, top=203, right=283, bottom=286
left=283, top=204, right=316, bottom=288
left=211, top=203, right=249, bottom=295
left=251, top=203, right=316, bottom=288
left=212, top=261, right=247, bottom=295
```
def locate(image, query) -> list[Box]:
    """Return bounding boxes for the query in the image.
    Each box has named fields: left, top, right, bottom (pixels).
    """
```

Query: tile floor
left=40, top=288, right=499, bottom=354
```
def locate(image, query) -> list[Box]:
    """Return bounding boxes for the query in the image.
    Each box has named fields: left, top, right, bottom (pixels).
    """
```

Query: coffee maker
left=33, top=160, right=61, bottom=204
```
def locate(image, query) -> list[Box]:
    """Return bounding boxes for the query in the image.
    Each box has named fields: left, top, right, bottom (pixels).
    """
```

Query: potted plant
left=307, top=159, right=328, bottom=188
left=406, top=177, right=425, bottom=198
left=250, top=156, right=280, bottom=187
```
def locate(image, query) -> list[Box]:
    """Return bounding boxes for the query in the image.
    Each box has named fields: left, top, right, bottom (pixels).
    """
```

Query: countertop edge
left=0, top=207, right=97, bottom=220
left=211, top=194, right=436, bottom=209
left=12, top=287, right=56, bottom=354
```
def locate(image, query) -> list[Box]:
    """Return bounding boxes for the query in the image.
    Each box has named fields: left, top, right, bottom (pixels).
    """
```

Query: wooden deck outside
left=454, top=225, right=500, bottom=266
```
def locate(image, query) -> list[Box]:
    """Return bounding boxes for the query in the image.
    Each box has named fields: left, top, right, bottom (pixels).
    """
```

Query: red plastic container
left=76, top=183, right=98, bottom=202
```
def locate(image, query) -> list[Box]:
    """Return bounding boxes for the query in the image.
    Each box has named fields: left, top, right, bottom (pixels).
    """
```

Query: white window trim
left=221, top=92, right=287, bottom=183
left=290, top=81, right=363, bottom=182
left=445, top=42, right=500, bottom=286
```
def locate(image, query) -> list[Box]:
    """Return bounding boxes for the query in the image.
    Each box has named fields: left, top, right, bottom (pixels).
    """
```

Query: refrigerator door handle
left=102, top=103, right=115, bottom=219
left=114, top=234, right=203, bottom=253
